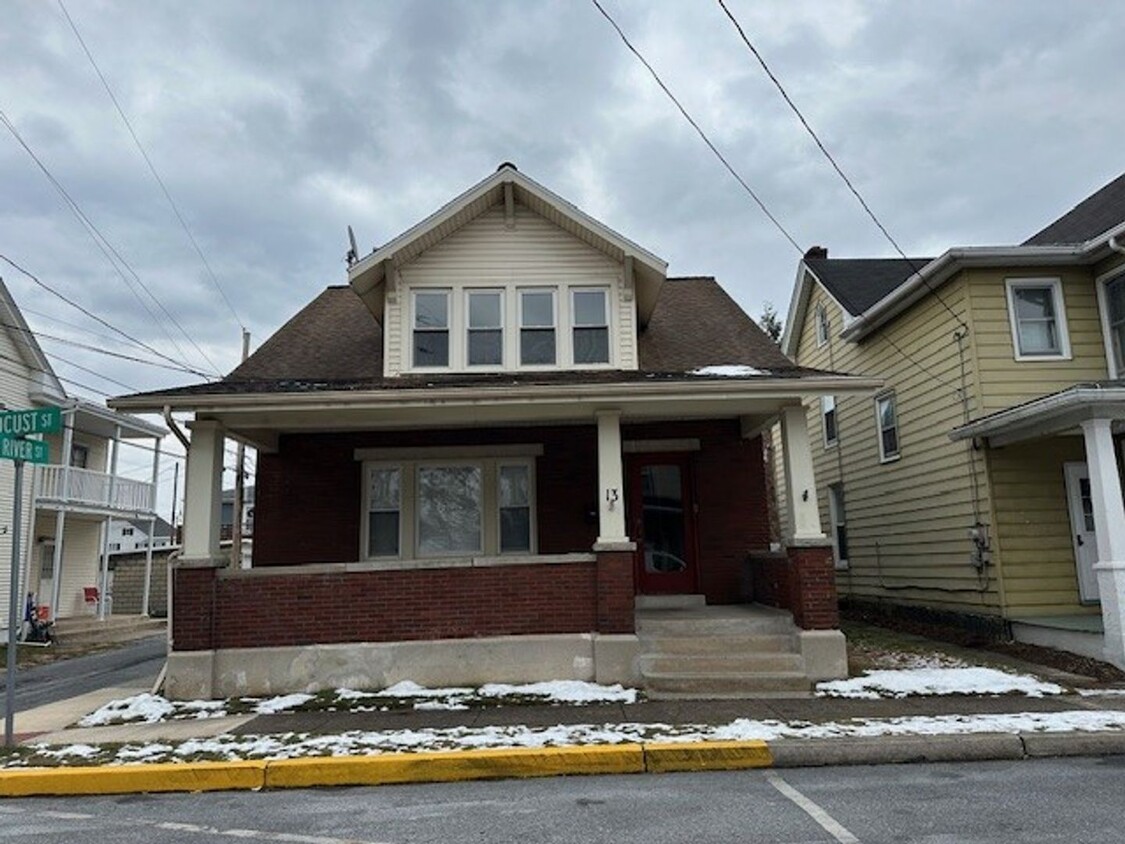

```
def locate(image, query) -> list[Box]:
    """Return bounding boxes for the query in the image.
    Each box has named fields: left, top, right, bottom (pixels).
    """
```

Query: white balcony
left=35, top=464, right=155, bottom=516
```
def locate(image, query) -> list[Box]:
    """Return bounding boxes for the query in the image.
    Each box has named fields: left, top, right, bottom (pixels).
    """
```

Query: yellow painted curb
left=265, top=744, right=646, bottom=789
left=643, top=740, right=773, bottom=773
left=0, top=760, right=267, bottom=797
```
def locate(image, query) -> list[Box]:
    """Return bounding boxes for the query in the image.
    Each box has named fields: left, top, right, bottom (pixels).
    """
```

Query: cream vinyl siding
left=0, top=325, right=43, bottom=626
left=967, top=266, right=1109, bottom=414
left=985, top=437, right=1100, bottom=618
left=31, top=513, right=104, bottom=618
left=786, top=277, right=1001, bottom=615
left=385, top=203, right=634, bottom=376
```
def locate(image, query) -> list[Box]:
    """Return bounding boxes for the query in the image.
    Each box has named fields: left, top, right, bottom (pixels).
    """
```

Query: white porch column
left=97, top=425, right=121, bottom=620
left=594, top=411, right=630, bottom=547
left=49, top=412, right=74, bottom=619
left=779, top=404, right=827, bottom=543
left=142, top=437, right=160, bottom=616
left=182, top=420, right=225, bottom=562
left=1080, top=418, right=1125, bottom=669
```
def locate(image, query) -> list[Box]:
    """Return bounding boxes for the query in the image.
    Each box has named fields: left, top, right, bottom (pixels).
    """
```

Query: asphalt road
left=2, top=757, right=1124, bottom=843
left=0, top=635, right=166, bottom=713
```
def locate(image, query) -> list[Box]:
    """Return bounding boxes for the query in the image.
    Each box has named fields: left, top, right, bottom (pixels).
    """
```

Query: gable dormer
left=347, top=164, right=667, bottom=377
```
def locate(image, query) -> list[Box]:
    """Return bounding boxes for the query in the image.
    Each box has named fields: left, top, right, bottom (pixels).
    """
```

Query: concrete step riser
left=634, top=595, right=707, bottom=610
left=636, top=619, right=796, bottom=636
left=638, top=634, right=797, bottom=655
left=640, top=654, right=805, bottom=674
left=643, top=672, right=812, bottom=695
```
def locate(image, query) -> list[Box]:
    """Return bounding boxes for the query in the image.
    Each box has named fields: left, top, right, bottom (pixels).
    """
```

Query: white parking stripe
left=765, top=771, right=861, bottom=844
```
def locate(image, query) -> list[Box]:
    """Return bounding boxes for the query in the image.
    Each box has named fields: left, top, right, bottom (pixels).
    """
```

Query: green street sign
left=0, top=407, right=61, bottom=437
left=0, top=436, right=49, bottom=464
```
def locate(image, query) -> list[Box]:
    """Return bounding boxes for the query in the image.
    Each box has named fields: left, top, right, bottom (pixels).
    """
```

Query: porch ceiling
left=950, top=382, right=1125, bottom=447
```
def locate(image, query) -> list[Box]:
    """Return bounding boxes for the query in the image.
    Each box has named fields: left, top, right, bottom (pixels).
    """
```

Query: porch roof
left=949, top=380, right=1125, bottom=447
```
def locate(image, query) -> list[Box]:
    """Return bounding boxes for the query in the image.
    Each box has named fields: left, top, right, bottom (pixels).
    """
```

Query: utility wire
left=49, top=351, right=138, bottom=392
left=0, top=109, right=224, bottom=376
left=590, top=0, right=802, bottom=252
left=715, top=0, right=968, bottom=334
left=18, top=302, right=149, bottom=352
left=0, top=255, right=208, bottom=376
left=57, top=0, right=247, bottom=334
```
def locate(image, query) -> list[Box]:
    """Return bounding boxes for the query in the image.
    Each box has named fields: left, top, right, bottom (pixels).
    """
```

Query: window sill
left=1011, top=353, right=1073, bottom=363
left=221, top=553, right=597, bottom=578
left=879, top=453, right=901, bottom=465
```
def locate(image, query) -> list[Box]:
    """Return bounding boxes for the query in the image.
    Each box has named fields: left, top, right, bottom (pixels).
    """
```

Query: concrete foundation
left=165, top=633, right=642, bottom=700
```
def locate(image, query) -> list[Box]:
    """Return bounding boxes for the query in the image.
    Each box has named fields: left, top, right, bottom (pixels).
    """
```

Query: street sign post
left=3, top=406, right=60, bottom=746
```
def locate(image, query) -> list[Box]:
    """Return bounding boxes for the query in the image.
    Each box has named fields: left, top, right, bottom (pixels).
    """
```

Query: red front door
left=628, top=454, right=698, bottom=594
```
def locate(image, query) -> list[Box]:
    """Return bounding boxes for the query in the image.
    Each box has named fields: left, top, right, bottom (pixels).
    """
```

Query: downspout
left=1109, top=235, right=1125, bottom=257
left=163, top=406, right=190, bottom=451
left=161, top=406, right=190, bottom=663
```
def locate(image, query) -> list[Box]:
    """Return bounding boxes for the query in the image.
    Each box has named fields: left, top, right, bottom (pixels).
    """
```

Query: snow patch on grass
left=817, top=667, right=1065, bottom=699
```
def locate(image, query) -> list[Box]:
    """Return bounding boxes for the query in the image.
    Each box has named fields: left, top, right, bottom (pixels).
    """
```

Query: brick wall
left=749, top=545, right=839, bottom=629
left=171, top=555, right=634, bottom=651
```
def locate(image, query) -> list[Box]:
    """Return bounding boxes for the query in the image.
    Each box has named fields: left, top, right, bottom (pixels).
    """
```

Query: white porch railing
left=36, top=464, right=155, bottom=514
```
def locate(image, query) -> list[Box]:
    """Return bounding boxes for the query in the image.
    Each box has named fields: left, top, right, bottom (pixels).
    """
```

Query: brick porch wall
left=171, top=554, right=636, bottom=651
left=749, top=545, right=839, bottom=630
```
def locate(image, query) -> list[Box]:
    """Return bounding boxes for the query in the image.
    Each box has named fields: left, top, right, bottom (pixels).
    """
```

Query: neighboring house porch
left=951, top=382, right=1125, bottom=666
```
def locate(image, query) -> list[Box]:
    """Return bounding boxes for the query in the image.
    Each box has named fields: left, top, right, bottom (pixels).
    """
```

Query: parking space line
left=765, top=771, right=861, bottom=844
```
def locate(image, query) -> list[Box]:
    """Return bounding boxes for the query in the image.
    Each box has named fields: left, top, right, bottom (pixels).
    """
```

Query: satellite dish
left=345, top=225, right=359, bottom=266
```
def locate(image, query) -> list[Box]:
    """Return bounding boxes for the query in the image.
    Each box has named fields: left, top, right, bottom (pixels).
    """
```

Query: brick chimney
left=804, top=245, right=828, bottom=260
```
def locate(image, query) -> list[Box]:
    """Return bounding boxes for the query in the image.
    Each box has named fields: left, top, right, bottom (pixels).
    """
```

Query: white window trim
left=814, top=304, right=829, bottom=348
left=1096, top=267, right=1125, bottom=379
left=410, top=289, right=452, bottom=371
left=821, top=395, right=838, bottom=449
left=1004, top=277, right=1072, bottom=361
left=874, top=391, right=900, bottom=464
left=361, top=455, right=538, bottom=561
left=465, top=288, right=506, bottom=371
left=518, top=286, right=560, bottom=369
left=569, top=286, right=614, bottom=368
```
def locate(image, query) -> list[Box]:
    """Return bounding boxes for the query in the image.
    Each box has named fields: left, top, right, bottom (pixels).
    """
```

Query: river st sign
left=0, top=437, right=49, bottom=464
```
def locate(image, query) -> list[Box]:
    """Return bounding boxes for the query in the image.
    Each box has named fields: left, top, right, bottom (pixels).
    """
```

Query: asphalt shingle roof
left=803, top=257, right=931, bottom=316
left=119, top=277, right=843, bottom=402
left=1023, top=172, right=1125, bottom=246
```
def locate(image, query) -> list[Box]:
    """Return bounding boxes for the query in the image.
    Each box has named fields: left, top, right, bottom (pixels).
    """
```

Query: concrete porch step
left=639, top=652, right=806, bottom=674
left=639, top=633, right=798, bottom=656
left=636, top=613, right=797, bottom=637
left=634, top=594, right=707, bottom=611
left=643, top=670, right=812, bottom=697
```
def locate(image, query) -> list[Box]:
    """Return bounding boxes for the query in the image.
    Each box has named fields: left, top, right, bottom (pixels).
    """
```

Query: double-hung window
left=572, top=288, right=610, bottom=364
left=821, top=395, right=838, bottom=447
left=815, top=304, right=829, bottom=347
left=827, top=483, right=848, bottom=569
left=520, top=289, right=556, bottom=365
left=1105, top=274, right=1125, bottom=376
left=467, top=290, right=503, bottom=366
left=498, top=463, right=532, bottom=552
left=413, top=291, right=450, bottom=367
left=875, top=392, right=900, bottom=462
left=1005, top=278, right=1070, bottom=360
left=367, top=467, right=402, bottom=557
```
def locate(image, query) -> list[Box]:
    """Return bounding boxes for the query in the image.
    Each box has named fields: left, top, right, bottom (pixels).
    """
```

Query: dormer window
left=413, top=291, right=450, bottom=368
left=467, top=290, right=504, bottom=366
left=520, top=289, right=556, bottom=365
left=572, top=288, right=609, bottom=364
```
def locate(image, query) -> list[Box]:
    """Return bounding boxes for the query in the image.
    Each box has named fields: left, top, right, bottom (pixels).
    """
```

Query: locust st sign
left=0, top=407, right=61, bottom=438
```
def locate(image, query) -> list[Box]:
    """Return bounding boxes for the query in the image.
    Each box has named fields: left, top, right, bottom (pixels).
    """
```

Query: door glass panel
left=1079, top=477, right=1096, bottom=533
left=641, top=465, right=687, bottom=574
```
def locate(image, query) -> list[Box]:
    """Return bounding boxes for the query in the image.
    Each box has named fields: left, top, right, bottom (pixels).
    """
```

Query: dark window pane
left=417, top=466, right=482, bottom=554
left=414, top=293, right=448, bottom=328
left=574, top=327, right=609, bottom=363
left=368, top=512, right=399, bottom=557
left=521, top=328, right=556, bottom=364
left=882, top=426, right=898, bottom=457
left=499, top=465, right=530, bottom=507
left=836, top=525, right=849, bottom=561
left=500, top=507, right=531, bottom=552
left=825, top=409, right=837, bottom=443
left=414, top=330, right=449, bottom=367
left=641, top=465, right=688, bottom=574
left=468, top=329, right=502, bottom=365
left=1014, top=287, right=1055, bottom=320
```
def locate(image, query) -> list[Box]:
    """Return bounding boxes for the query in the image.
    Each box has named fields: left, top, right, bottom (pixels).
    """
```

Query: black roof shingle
left=803, top=257, right=931, bottom=316
left=1024, top=172, right=1125, bottom=246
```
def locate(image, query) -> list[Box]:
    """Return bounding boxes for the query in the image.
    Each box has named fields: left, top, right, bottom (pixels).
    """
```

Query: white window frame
left=569, top=286, right=613, bottom=367
left=821, top=395, right=838, bottom=448
left=411, top=289, right=452, bottom=370
left=827, top=483, right=848, bottom=570
left=1096, top=268, right=1125, bottom=379
left=815, top=304, right=829, bottom=347
left=465, top=288, right=505, bottom=370
left=518, top=287, right=559, bottom=368
left=361, top=454, right=538, bottom=560
left=874, top=391, right=900, bottom=464
left=1004, top=278, right=1072, bottom=361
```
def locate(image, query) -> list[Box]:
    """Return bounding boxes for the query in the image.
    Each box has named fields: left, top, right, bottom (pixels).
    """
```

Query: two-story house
left=0, top=278, right=166, bottom=629
left=112, top=164, right=880, bottom=699
left=779, top=172, right=1125, bottom=669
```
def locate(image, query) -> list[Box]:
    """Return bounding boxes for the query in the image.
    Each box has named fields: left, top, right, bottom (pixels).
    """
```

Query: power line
left=57, top=0, right=247, bottom=335
left=590, top=0, right=802, bottom=252
left=0, top=255, right=212, bottom=377
left=715, top=0, right=968, bottom=334
left=50, top=351, right=138, bottom=392
left=0, top=109, right=224, bottom=376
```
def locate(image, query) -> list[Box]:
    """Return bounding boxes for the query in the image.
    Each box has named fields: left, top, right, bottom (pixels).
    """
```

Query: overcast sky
left=2, top=0, right=1124, bottom=494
